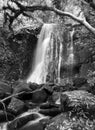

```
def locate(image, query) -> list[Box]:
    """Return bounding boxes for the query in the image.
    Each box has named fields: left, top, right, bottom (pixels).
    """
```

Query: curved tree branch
left=25, top=5, right=95, bottom=34
left=3, top=1, right=95, bottom=35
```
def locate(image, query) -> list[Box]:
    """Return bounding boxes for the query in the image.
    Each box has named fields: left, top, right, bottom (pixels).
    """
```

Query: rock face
left=7, top=111, right=49, bottom=130
left=45, top=113, right=95, bottom=130
left=0, top=27, right=40, bottom=81
left=0, top=0, right=95, bottom=129
left=13, top=80, right=31, bottom=94
left=0, top=81, right=95, bottom=129
left=61, top=90, right=95, bottom=117
left=0, top=81, right=12, bottom=96
left=56, top=0, right=95, bottom=83
left=0, top=110, right=14, bottom=122
left=0, top=0, right=42, bottom=81
left=7, top=97, right=27, bottom=115
left=0, top=0, right=95, bottom=83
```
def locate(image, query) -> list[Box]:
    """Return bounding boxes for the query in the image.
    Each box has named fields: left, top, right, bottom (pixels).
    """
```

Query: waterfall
left=27, top=23, right=63, bottom=84
left=0, top=123, right=7, bottom=130
left=57, top=41, right=63, bottom=83
left=66, top=28, right=75, bottom=66
left=0, top=23, right=63, bottom=130
left=65, top=28, right=75, bottom=83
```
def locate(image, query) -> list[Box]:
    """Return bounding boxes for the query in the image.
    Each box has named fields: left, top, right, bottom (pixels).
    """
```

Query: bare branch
left=1, top=91, right=25, bottom=102
left=1, top=86, right=43, bottom=102
left=3, top=1, right=95, bottom=35
left=24, top=5, right=95, bottom=34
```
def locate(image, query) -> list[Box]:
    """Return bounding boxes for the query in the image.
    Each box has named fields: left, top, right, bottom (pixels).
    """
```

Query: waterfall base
left=0, top=80, right=95, bottom=130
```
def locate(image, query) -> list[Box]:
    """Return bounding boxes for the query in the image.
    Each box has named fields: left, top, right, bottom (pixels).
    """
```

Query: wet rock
left=8, top=113, right=39, bottom=130
left=80, top=63, right=92, bottom=77
left=39, top=95, right=62, bottom=117
left=0, top=25, right=39, bottom=81
left=12, top=81, right=33, bottom=101
left=45, top=113, right=95, bottom=130
left=39, top=107, right=61, bottom=117
left=79, top=47, right=91, bottom=64
left=42, top=83, right=55, bottom=94
left=78, top=84, right=91, bottom=91
left=29, top=83, right=42, bottom=91
left=24, top=101, right=38, bottom=109
left=0, top=81, right=12, bottom=96
left=73, top=77, right=87, bottom=88
left=61, top=90, right=95, bottom=116
left=19, top=122, right=45, bottom=130
left=0, top=92, right=8, bottom=99
left=0, top=102, right=7, bottom=110
left=13, top=81, right=31, bottom=94
left=52, top=92, right=61, bottom=104
left=0, top=110, right=15, bottom=122
left=77, top=83, right=95, bottom=95
left=7, top=97, right=27, bottom=115
left=17, top=87, right=50, bottom=103
left=53, top=85, right=65, bottom=92
left=40, top=103, right=60, bottom=109
left=31, top=89, right=49, bottom=104
left=7, top=112, right=49, bottom=130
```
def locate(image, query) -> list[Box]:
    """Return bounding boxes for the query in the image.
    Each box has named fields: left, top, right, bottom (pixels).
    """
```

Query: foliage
left=52, top=0, right=62, bottom=9
left=87, top=70, right=95, bottom=86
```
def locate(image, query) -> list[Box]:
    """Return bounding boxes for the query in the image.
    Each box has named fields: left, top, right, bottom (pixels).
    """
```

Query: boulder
left=7, top=112, right=49, bottom=130
left=61, top=90, right=95, bottom=117
left=8, top=113, right=40, bottom=130
left=19, top=122, right=45, bottom=130
left=31, top=89, right=49, bottom=104
left=13, top=81, right=31, bottom=94
left=73, top=77, right=87, bottom=88
left=52, top=92, right=61, bottom=104
left=0, top=81, right=12, bottom=96
left=7, top=97, right=27, bottom=115
left=29, top=83, right=42, bottom=91
left=12, top=82, right=51, bottom=102
left=0, top=110, right=14, bottom=122
left=40, top=102, right=60, bottom=109
left=39, top=107, right=61, bottom=117
left=42, top=83, right=55, bottom=94
left=16, top=87, right=49, bottom=103
left=45, top=113, right=95, bottom=130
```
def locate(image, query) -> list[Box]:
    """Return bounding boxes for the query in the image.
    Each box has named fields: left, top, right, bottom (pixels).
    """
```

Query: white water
left=66, top=28, right=75, bottom=66
left=65, top=28, right=75, bottom=84
left=0, top=109, right=49, bottom=130
left=57, top=41, right=63, bottom=83
left=27, top=24, right=63, bottom=84
left=19, top=111, right=49, bottom=130
left=0, top=123, right=7, bottom=130
left=0, top=24, right=63, bottom=130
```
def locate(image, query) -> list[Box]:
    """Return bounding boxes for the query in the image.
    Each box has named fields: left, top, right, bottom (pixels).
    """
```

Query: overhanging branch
left=3, top=1, right=95, bottom=35
left=25, top=5, right=95, bottom=34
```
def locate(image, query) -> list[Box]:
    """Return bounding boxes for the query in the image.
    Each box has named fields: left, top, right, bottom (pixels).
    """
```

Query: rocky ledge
left=0, top=79, right=95, bottom=130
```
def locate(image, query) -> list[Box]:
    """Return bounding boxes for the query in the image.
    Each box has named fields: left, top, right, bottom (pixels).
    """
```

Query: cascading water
left=0, top=25, right=77, bottom=130
left=58, top=41, right=63, bottom=83
left=65, top=28, right=75, bottom=83
left=0, top=109, right=49, bottom=130
left=0, top=123, right=7, bottom=130
left=27, top=23, right=63, bottom=84
left=0, top=23, right=63, bottom=130
left=66, top=28, right=75, bottom=66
